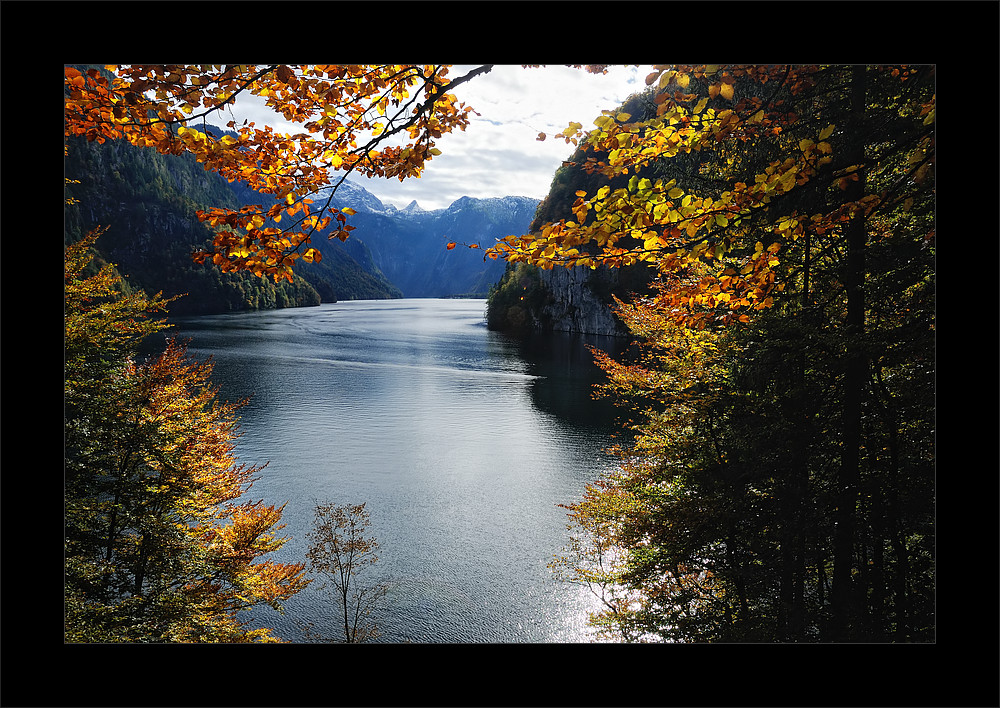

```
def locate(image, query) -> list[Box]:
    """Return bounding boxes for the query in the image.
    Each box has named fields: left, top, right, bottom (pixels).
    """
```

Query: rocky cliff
left=484, top=88, right=660, bottom=337
left=486, top=259, right=653, bottom=338
left=535, top=266, right=630, bottom=336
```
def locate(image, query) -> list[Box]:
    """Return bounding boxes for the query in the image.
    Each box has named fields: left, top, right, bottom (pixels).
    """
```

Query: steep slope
left=486, top=89, right=659, bottom=336
left=64, top=134, right=400, bottom=315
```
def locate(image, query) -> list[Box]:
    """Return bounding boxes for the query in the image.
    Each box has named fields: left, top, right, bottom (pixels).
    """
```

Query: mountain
left=194, top=122, right=540, bottom=299
left=316, top=182, right=540, bottom=298
left=64, top=119, right=539, bottom=312
left=64, top=133, right=402, bottom=315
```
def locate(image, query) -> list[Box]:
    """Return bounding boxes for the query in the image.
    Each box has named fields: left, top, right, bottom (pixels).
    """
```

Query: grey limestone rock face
left=537, top=265, right=628, bottom=337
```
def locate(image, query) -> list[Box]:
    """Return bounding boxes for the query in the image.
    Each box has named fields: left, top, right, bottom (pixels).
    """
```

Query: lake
left=157, top=298, right=626, bottom=643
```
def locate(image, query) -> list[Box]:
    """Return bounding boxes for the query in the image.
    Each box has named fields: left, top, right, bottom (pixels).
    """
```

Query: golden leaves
left=66, top=64, right=488, bottom=281
left=708, top=78, right=734, bottom=101
left=483, top=64, right=890, bottom=329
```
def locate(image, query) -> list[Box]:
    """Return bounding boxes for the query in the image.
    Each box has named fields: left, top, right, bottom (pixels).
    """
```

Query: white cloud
left=227, top=64, right=648, bottom=211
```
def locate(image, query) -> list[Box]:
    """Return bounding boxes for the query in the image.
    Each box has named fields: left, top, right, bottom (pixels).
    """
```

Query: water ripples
left=165, top=299, right=620, bottom=643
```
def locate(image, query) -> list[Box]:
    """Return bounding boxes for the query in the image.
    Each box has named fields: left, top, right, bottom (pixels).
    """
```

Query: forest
left=488, top=65, right=936, bottom=642
left=63, top=64, right=935, bottom=648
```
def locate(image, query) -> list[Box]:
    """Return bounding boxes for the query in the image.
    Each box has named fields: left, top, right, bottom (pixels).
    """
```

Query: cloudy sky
left=233, top=64, right=648, bottom=211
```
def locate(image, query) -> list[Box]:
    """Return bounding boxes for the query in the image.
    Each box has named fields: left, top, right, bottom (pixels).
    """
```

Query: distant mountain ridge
left=199, top=121, right=540, bottom=298
left=316, top=181, right=540, bottom=298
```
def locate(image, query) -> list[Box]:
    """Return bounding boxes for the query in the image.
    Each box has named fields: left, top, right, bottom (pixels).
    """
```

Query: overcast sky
left=231, top=64, right=648, bottom=211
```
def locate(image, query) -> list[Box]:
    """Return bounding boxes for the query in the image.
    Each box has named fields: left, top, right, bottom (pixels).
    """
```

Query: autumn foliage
left=489, top=65, right=933, bottom=330
left=65, top=232, right=309, bottom=642
left=64, top=63, right=936, bottom=644
left=305, top=502, right=389, bottom=643
left=545, top=65, right=935, bottom=642
left=64, top=64, right=493, bottom=283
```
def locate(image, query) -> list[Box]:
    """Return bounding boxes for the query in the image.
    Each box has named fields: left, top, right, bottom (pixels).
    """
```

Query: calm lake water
left=157, top=298, right=626, bottom=643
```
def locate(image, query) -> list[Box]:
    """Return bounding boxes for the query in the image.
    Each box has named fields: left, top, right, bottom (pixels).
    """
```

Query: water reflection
left=512, top=330, right=627, bottom=434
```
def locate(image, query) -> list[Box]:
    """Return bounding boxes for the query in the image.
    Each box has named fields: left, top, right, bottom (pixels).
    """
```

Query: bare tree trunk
left=831, top=65, right=868, bottom=642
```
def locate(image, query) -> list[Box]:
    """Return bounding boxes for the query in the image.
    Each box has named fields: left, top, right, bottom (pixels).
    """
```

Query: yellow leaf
left=562, top=121, right=583, bottom=137
left=720, top=82, right=734, bottom=101
left=819, top=124, right=836, bottom=140
left=341, top=207, right=356, bottom=216
left=694, top=97, right=709, bottom=114
left=668, top=187, right=684, bottom=199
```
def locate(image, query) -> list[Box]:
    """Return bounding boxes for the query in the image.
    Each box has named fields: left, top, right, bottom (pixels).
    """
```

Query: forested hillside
left=64, top=134, right=401, bottom=315
left=486, top=90, right=659, bottom=334
left=64, top=127, right=538, bottom=310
